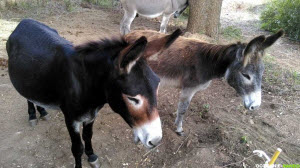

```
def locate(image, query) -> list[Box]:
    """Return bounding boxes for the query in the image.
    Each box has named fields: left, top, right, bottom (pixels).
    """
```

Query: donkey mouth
left=243, top=90, right=262, bottom=111
left=134, top=135, right=140, bottom=144
left=133, top=134, right=156, bottom=149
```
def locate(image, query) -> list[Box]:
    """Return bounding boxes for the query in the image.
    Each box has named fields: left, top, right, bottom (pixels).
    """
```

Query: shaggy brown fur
left=125, top=30, right=242, bottom=87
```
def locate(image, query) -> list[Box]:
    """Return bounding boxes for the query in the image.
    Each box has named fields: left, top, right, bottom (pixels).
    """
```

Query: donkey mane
left=196, top=42, right=246, bottom=77
left=75, top=37, right=128, bottom=59
left=198, top=42, right=243, bottom=63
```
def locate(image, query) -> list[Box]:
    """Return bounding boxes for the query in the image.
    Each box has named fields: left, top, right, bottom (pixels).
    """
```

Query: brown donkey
left=125, top=29, right=283, bottom=135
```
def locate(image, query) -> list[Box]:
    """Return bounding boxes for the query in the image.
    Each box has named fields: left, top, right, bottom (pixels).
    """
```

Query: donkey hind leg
left=83, top=121, right=100, bottom=168
left=27, top=101, right=38, bottom=126
left=174, top=88, right=197, bottom=136
left=65, top=118, right=84, bottom=168
left=36, top=106, right=49, bottom=121
left=120, top=10, right=136, bottom=35
left=159, top=13, right=172, bottom=33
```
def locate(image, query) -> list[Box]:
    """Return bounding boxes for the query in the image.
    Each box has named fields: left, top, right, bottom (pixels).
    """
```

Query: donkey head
left=107, top=30, right=182, bottom=148
left=105, top=36, right=161, bottom=149
left=225, top=30, right=283, bottom=111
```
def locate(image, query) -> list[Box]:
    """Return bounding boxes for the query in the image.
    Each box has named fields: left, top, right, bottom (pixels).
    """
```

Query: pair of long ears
left=118, top=29, right=183, bottom=74
left=243, top=29, right=284, bottom=67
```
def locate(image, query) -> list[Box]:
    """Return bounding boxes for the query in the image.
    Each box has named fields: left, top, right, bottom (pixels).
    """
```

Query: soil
left=0, top=1, right=299, bottom=168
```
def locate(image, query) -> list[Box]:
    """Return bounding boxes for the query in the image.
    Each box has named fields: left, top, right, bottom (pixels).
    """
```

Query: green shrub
left=260, top=0, right=300, bottom=41
left=221, top=26, right=242, bottom=39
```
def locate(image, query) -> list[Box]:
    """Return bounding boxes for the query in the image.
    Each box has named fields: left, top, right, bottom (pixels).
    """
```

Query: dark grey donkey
left=125, top=29, right=284, bottom=135
left=120, top=0, right=188, bottom=35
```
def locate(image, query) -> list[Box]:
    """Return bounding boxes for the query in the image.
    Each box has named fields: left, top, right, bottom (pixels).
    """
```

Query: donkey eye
left=242, top=73, right=251, bottom=80
left=127, top=97, right=140, bottom=104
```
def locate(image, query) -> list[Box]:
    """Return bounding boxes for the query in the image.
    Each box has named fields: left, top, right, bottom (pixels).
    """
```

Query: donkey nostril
left=250, top=106, right=254, bottom=110
left=148, top=137, right=161, bottom=147
left=149, top=141, right=154, bottom=146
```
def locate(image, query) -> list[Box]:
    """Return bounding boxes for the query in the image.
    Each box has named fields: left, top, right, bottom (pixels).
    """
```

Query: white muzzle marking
left=133, top=117, right=162, bottom=148
left=243, top=90, right=262, bottom=110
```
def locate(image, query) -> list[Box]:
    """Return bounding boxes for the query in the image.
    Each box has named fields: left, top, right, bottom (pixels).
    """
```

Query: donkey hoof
left=176, top=131, right=185, bottom=136
left=40, top=113, right=50, bottom=121
left=29, top=119, right=38, bottom=127
left=88, top=155, right=100, bottom=168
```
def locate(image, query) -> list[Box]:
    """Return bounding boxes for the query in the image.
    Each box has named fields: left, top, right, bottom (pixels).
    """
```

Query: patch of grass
left=291, top=71, right=300, bottom=85
left=64, top=0, right=74, bottom=12
left=5, top=0, right=48, bottom=10
left=173, top=14, right=187, bottom=28
left=240, top=136, right=248, bottom=143
left=83, top=0, right=113, bottom=8
left=181, top=6, right=189, bottom=18
left=2, top=0, right=18, bottom=10
left=203, top=104, right=210, bottom=112
left=199, top=104, right=210, bottom=118
left=221, top=26, right=242, bottom=40
left=263, top=53, right=276, bottom=63
left=263, top=53, right=300, bottom=96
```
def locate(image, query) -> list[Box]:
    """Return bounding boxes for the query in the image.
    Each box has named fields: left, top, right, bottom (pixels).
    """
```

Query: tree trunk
left=186, top=0, right=207, bottom=34
left=187, top=0, right=223, bottom=39
left=205, top=0, right=223, bottom=39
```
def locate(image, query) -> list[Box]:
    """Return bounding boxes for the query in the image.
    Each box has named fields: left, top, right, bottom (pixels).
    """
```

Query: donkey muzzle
left=243, top=90, right=262, bottom=111
left=133, top=117, right=162, bottom=149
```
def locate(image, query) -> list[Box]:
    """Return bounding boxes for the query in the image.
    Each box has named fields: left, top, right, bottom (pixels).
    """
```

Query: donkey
left=7, top=19, right=181, bottom=168
left=125, top=29, right=283, bottom=135
left=120, top=0, right=188, bottom=35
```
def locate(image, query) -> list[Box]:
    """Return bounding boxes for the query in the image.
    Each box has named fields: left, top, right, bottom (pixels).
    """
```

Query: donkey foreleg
left=159, top=14, right=172, bottom=33
left=175, top=81, right=211, bottom=135
left=65, top=118, right=84, bottom=168
left=83, top=121, right=100, bottom=168
left=174, top=89, right=196, bottom=135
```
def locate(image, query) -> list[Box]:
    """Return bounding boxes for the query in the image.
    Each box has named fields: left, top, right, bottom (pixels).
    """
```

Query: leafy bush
left=260, top=0, right=300, bottom=41
left=221, top=26, right=242, bottom=39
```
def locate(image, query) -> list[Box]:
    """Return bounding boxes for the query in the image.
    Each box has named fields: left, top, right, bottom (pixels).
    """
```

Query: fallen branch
left=175, top=133, right=190, bottom=154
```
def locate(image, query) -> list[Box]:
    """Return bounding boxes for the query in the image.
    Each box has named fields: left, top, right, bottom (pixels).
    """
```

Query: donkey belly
left=134, top=0, right=171, bottom=17
left=9, top=54, right=62, bottom=108
left=160, top=76, right=181, bottom=88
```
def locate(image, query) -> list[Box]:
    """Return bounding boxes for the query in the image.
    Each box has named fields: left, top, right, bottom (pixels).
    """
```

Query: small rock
left=186, top=140, right=191, bottom=147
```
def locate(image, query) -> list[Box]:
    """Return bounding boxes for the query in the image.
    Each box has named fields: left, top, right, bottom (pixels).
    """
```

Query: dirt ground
left=0, top=0, right=299, bottom=168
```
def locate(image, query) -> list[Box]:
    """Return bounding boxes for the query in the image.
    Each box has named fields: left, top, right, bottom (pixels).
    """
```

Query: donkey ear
left=262, top=29, right=284, bottom=49
left=242, top=35, right=265, bottom=67
left=118, top=36, right=148, bottom=73
left=244, top=35, right=266, bottom=56
left=143, top=29, right=182, bottom=58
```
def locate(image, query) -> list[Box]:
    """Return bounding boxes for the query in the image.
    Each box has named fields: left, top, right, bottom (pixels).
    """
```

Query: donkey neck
left=197, top=43, right=241, bottom=79
left=68, top=50, right=119, bottom=108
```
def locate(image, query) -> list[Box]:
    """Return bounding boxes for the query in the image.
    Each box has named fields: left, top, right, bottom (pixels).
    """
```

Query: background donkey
left=7, top=19, right=181, bottom=168
left=120, top=0, right=188, bottom=35
left=125, top=29, right=283, bottom=135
